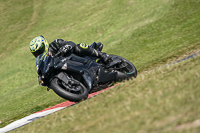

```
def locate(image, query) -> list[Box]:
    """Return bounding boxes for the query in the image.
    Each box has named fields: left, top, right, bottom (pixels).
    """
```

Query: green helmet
left=29, top=35, right=49, bottom=58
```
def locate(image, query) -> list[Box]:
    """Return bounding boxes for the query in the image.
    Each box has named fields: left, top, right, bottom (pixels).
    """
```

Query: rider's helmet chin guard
left=29, top=35, right=49, bottom=58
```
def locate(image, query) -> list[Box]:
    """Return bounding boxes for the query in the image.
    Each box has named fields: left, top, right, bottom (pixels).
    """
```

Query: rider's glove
left=59, top=45, right=72, bottom=54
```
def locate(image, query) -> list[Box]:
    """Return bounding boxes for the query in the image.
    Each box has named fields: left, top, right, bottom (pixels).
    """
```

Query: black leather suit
left=48, top=39, right=104, bottom=58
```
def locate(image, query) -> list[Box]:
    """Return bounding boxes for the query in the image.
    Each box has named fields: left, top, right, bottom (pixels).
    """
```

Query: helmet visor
left=31, top=43, right=45, bottom=58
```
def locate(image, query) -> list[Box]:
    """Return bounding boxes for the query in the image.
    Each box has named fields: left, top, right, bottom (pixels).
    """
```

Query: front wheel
left=50, top=77, right=88, bottom=102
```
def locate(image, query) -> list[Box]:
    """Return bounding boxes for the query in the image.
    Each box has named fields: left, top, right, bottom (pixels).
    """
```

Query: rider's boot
left=89, top=42, right=103, bottom=52
left=90, top=49, right=110, bottom=63
left=75, top=42, right=109, bottom=63
left=98, top=51, right=110, bottom=63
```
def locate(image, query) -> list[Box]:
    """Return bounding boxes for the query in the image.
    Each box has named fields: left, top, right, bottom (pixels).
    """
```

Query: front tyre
left=50, top=78, right=88, bottom=102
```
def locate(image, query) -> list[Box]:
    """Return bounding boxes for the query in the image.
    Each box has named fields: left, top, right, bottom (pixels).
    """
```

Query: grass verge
left=12, top=53, right=200, bottom=133
left=0, top=0, right=200, bottom=132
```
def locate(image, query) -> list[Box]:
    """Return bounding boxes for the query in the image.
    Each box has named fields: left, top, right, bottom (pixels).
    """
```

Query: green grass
left=0, top=0, right=200, bottom=132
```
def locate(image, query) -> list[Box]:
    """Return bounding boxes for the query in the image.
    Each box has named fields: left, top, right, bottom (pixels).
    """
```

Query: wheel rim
left=57, top=79, right=85, bottom=95
left=115, top=60, right=134, bottom=74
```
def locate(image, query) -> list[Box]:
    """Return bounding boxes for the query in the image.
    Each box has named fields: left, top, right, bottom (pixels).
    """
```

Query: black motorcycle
left=36, top=52, right=137, bottom=102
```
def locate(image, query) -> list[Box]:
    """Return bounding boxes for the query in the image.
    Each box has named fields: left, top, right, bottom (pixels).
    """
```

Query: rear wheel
left=110, top=55, right=137, bottom=80
left=50, top=78, right=88, bottom=102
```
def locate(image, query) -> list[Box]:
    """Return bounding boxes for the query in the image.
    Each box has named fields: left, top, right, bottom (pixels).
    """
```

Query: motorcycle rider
left=29, top=35, right=110, bottom=86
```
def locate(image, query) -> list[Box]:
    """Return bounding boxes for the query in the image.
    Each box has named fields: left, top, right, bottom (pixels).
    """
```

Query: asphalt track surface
left=0, top=50, right=199, bottom=133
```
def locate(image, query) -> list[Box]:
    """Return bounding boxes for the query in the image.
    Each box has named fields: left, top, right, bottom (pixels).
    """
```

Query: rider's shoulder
left=50, top=39, right=76, bottom=47
left=50, top=39, right=65, bottom=44
left=56, top=39, right=65, bottom=42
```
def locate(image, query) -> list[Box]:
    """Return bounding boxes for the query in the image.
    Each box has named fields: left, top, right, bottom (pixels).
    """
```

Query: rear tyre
left=50, top=78, right=88, bottom=102
left=110, top=55, right=137, bottom=80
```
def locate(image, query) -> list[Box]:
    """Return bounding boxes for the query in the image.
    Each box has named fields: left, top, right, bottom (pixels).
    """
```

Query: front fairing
left=36, top=52, right=54, bottom=78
